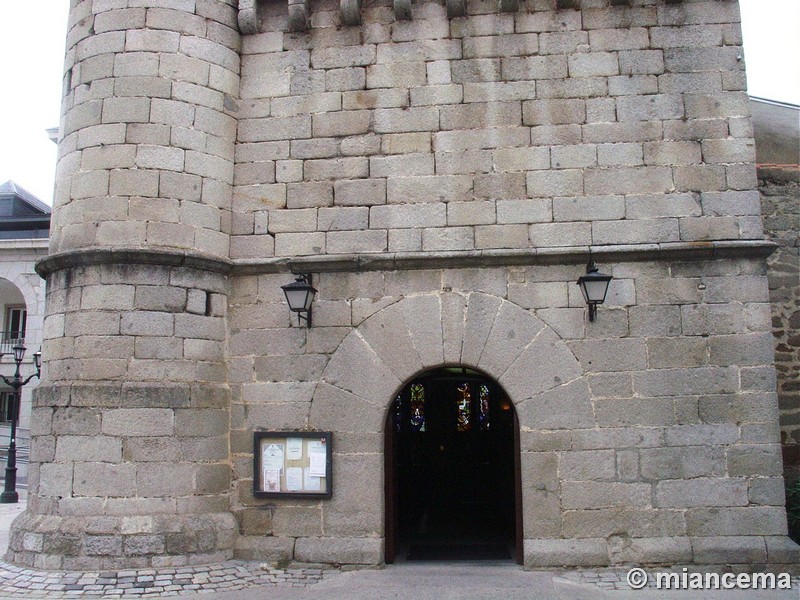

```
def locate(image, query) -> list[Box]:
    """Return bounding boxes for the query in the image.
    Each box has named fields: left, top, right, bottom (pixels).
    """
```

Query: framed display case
left=253, top=431, right=332, bottom=499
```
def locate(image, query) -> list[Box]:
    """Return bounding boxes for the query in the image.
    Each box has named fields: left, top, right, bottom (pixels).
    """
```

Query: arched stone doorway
left=384, top=367, right=522, bottom=564
left=310, top=291, right=586, bottom=567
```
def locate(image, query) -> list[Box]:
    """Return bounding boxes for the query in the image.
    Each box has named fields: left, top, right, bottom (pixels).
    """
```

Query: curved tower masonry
left=10, top=0, right=800, bottom=571
left=8, top=0, right=240, bottom=569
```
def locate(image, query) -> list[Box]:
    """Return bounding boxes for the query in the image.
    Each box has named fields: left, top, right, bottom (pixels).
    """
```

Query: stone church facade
left=7, top=0, right=798, bottom=570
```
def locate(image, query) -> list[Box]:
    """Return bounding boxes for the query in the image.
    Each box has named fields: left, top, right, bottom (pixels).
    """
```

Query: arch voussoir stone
left=460, top=293, right=503, bottom=367
left=320, top=331, right=401, bottom=405
left=441, top=292, right=467, bottom=365
left=316, top=292, right=584, bottom=420
left=309, top=382, right=386, bottom=433
left=477, top=300, right=546, bottom=380
left=358, top=302, right=424, bottom=383
left=500, top=327, right=585, bottom=406
left=401, top=294, right=444, bottom=369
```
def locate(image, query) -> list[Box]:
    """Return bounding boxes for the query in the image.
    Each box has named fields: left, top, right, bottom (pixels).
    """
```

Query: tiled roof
left=0, top=180, right=52, bottom=214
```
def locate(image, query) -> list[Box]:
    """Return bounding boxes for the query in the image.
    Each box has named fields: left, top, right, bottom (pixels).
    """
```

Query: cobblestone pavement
left=0, top=561, right=335, bottom=597
left=1, top=561, right=798, bottom=598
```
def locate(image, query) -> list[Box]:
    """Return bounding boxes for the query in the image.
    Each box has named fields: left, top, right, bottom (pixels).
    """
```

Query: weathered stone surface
left=655, top=479, right=749, bottom=508
left=321, top=332, right=401, bottom=402
left=562, top=481, right=651, bottom=510
left=460, top=293, right=503, bottom=368
left=524, top=539, right=608, bottom=568
left=692, top=536, right=768, bottom=564
left=309, top=383, right=385, bottom=433
left=271, top=507, right=323, bottom=538
left=640, top=447, right=725, bottom=480
left=612, top=537, right=692, bottom=565
left=560, top=450, right=616, bottom=482
left=765, top=536, right=800, bottom=564
left=516, top=379, right=594, bottom=430
left=688, top=507, right=788, bottom=537
left=294, top=537, right=383, bottom=565
left=234, top=536, right=294, bottom=561
left=102, top=409, right=175, bottom=437
left=501, top=329, right=584, bottom=401
left=478, top=301, right=545, bottom=377
left=563, top=511, right=686, bottom=541
left=322, top=454, right=383, bottom=536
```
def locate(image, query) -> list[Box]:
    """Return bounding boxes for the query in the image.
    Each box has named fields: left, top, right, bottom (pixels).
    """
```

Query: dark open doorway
left=385, top=368, right=522, bottom=564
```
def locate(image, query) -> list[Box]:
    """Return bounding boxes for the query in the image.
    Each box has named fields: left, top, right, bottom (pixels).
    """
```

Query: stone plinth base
left=235, top=535, right=383, bottom=566
left=6, top=511, right=237, bottom=571
left=235, top=535, right=295, bottom=562
left=524, top=536, right=800, bottom=573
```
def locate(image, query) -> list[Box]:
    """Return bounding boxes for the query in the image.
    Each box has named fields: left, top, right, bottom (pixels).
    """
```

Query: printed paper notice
left=303, top=467, right=321, bottom=491
left=308, top=445, right=327, bottom=478
left=264, top=468, right=280, bottom=492
left=263, top=444, right=285, bottom=475
left=286, top=438, right=303, bottom=461
left=285, top=467, right=303, bottom=491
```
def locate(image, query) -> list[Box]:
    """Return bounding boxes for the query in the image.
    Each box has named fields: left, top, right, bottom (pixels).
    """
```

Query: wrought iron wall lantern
left=577, top=261, right=613, bottom=322
left=281, top=274, right=317, bottom=326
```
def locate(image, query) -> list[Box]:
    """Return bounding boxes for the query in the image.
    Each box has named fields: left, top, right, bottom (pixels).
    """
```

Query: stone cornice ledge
left=34, top=241, right=777, bottom=279
left=233, top=240, right=778, bottom=275
left=35, top=247, right=234, bottom=278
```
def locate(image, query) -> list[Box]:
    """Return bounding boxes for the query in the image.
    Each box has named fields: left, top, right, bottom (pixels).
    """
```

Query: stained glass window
left=409, top=383, right=426, bottom=432
left=456, top=383, right=472, bottom=432
left=479, top=384, right=490, bottom=431
left=394, top=393, right=403, bottom=432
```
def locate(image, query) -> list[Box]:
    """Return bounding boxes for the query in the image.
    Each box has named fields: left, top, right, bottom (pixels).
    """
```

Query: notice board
left=253, top=431, right=332, bottom=498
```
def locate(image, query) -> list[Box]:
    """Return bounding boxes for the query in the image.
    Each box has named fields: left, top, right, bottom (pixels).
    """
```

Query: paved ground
left=0, top=494, right=797, bottom=599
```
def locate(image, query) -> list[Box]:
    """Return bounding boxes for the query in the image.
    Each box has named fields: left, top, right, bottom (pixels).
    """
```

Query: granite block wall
left=10, top=0, right=797, bottom=570
left=231, top=0, right=760, bottom=260
left=229, top=259, right=790, bottom=567
left=759, top=172, right=800, bottom=480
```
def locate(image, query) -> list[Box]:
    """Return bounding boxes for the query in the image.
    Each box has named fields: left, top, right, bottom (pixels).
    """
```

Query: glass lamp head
left=577, top=262, right=612, bottom=321
left=12, top=345, right=25, bottom=363
left=282, top=275, right=317, bottom=313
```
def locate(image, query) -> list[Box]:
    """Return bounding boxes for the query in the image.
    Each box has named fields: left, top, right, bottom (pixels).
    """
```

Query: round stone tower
left=7, top=0, right=797, bottom=573
left=7, top=0, right=240, bottom=569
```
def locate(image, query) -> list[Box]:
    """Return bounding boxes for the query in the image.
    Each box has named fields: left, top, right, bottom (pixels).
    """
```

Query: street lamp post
left=0, top=345, right=41, bottom=504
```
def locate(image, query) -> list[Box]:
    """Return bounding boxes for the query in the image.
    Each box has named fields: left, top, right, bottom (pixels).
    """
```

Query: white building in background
left=0, top=181, right=49, bottom=436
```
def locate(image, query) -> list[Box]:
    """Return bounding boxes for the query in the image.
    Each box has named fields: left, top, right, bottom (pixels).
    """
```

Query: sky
left=0, top=0, right=798, bottom=205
